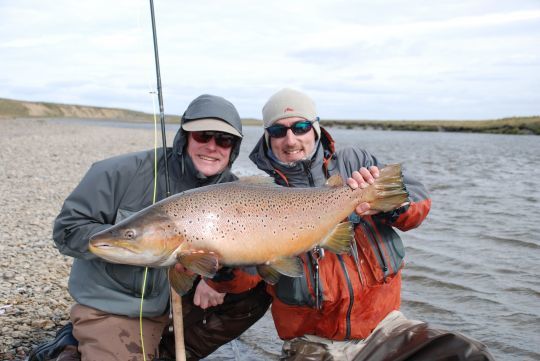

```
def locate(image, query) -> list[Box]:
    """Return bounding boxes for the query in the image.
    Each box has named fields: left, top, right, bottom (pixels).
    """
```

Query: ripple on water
left=481, top=234, right=540, bottom=250
left=502, top=286, right=540, bottom=298
left=402, top=298, right=456, bottom=317
left=403, top=273, right=490, bottom=294
left=485, top=339, right=540, bottom=361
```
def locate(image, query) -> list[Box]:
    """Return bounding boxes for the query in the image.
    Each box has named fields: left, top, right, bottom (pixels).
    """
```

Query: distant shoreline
left=320, top=117, right=540, bottom=135
left=1, top=97, right=538, bottom=135
left=4, top=116, right=539, bottom=136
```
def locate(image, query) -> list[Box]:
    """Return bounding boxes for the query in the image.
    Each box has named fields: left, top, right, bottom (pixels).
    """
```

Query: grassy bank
left=0, top=98, right=181, bottom=123
left=321, top=117, right=540, bottom=135
left=1, top=97, right=538, bottom=135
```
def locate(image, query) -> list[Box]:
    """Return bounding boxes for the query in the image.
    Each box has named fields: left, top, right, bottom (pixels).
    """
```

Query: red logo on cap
left=284, top=107, right=294, bottom=112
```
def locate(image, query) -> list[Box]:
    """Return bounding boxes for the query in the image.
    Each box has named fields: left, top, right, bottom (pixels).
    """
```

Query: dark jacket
left=209, top=127, right=431, bottom=340
left=53, top=95, right=242, bottom=317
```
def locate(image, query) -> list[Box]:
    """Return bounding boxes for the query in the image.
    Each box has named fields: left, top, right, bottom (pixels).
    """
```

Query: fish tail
left=367, top=164, right=409, bottom=213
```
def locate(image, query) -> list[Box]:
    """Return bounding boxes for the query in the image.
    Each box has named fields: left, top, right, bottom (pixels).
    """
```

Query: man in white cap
left=31, top=94, right=271, bottom=361
left=207, top=88, right=433, bottom=360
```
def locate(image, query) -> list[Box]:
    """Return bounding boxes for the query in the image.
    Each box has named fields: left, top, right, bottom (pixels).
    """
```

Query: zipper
left=309, top=248, right=325, bottom=309
left=337, top=255, right=353, bottom=339
left=305, top=252, right=318, bottom=308
left=307, top=170, right=314, bottom=187
left=359, top=218, right=388, bottom=275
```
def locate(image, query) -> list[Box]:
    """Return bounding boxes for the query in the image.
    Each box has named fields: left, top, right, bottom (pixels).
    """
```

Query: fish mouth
left=89, top=242, right=138, bottom=254
left=89, top=242, right=172, bottom=267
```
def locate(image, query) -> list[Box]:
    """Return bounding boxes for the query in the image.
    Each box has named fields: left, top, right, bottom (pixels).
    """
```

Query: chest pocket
left=274, top=254, right=320, bottom=307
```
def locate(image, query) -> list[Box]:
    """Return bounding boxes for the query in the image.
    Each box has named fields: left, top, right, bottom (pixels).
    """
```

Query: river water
left=205, top=126, right=540, bottom=361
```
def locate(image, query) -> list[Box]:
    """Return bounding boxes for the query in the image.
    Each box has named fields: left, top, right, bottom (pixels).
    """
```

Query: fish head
left=89, top=207, right=183, bottom=267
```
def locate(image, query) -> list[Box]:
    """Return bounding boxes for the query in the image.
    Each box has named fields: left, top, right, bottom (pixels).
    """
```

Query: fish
left=89, top=163, right=408, bottom=295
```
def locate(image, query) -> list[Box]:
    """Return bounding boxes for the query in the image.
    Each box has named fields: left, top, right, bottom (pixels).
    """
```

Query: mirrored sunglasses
left=190, top=131, right=237, bottom=148
left=266, top=120, right=313, bottom=138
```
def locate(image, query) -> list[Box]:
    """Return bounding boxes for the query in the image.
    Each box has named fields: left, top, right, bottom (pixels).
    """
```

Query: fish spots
left=235, top=205, right=246, bottom=216
left=134, top=180, right=358, bottom=267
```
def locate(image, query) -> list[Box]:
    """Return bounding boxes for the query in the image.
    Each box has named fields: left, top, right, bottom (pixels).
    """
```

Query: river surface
left=57, top=120, right=540, bottom=360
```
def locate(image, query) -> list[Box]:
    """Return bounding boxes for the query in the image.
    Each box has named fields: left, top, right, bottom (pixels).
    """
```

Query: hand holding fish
left=193, top=279, right=225, bottom=309
left=346, top=166, right=381, bottom=216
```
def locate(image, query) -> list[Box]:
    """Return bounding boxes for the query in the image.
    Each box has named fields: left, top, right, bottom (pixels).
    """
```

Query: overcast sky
left=1, top=0, right=539, bottom=120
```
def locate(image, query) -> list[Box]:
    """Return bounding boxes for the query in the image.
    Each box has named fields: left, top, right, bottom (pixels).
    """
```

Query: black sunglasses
left=266, top=120, right=313, bottom=138
left=190, top=131, right=237, bottom=148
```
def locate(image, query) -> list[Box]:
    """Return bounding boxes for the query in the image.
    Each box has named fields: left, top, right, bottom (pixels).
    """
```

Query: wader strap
left=311, top=247, right=325, bottom=309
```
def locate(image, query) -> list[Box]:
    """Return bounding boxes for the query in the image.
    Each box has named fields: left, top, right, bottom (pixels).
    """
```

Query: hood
left=172, top=94, right=243, bottom=169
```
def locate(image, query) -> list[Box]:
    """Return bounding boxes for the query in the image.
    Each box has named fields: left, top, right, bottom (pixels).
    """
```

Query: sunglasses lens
left=215, top=134, right=236, bottom=148
left=266, top=125, right=288, bottom=138
left=191, top=131, right=212, bottom=143
left=191, top=131, right=236, bottom=148
left=267, top=121, right=313, bottom=138
left=291, top=121, right=312, bottom=135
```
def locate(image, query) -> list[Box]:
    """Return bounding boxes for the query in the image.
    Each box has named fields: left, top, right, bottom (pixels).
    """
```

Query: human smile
left=198, top=154, right=219, bottom=162
left=284, top=148, right=302, bottom=154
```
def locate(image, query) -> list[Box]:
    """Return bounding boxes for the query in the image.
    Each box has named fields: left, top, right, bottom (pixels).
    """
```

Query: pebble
left=0, top=118, right=162, bottom=360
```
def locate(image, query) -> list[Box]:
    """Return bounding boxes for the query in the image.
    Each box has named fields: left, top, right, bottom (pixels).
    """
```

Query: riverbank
left=2, top=97, right=538, bottom=135
left=321, top=116, right=540, bottom=135
left=0, top=118, right=172, bottom=360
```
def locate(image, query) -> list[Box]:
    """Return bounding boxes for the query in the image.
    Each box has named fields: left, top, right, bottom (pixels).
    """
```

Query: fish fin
left=325, top=174, right=344, bottom=187
left=320, top=221, right=353, bottom=254
left=176, top=251, right=219, bottom=278
left=168, top=267, right=197, bottom=296
left=256, top=264, right=281, bottom=285
left=271, top=257, right=304, bottom=277
left=257, top=257, right=303, bottom=285
left=237, top=175, right=277, bottom=186
left=370, top=164, right=409, bottom=213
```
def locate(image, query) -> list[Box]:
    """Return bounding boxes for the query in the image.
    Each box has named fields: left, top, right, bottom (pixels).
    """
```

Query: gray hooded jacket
left=53, top=95, right=242, bottom=317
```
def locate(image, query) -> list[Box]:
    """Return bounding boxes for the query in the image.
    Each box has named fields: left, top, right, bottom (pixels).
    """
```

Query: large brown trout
left=89, top=164, right=408, bottom=294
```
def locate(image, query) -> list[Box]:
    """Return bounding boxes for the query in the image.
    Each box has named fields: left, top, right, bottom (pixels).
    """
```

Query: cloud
left=0, top=1, right=539, bottom=119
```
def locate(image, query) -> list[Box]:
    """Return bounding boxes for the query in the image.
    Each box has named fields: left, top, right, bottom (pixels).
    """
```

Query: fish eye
left=124, top=230, right=136, bottom=239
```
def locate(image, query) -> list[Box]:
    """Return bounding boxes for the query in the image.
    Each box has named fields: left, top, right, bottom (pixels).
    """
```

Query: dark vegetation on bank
left=321, top=117, right=540, bottom=135
left=1, top=97, right=538, bottom=135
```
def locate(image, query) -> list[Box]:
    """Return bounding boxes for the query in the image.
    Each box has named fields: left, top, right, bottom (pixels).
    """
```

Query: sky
left=1, top=0, right=540, bottom=120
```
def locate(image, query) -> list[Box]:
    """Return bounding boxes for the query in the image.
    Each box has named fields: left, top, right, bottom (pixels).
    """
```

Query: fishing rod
left=148, top=2, right=185, bottom=361
left=149, top=0, right=171, bottom=198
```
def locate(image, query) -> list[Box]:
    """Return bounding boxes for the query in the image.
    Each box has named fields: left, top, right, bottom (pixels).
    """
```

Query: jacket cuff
left=210, top=267, right=236, bottom=282
left=375, top=203, right=410, bottom=224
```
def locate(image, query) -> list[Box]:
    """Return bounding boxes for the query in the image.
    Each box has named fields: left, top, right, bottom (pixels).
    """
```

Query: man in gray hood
left=36, top=95, right=271, bottom=361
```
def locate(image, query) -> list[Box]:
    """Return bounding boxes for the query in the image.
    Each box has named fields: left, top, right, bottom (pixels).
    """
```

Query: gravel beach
left=0, top=117, right=178, bottom=360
